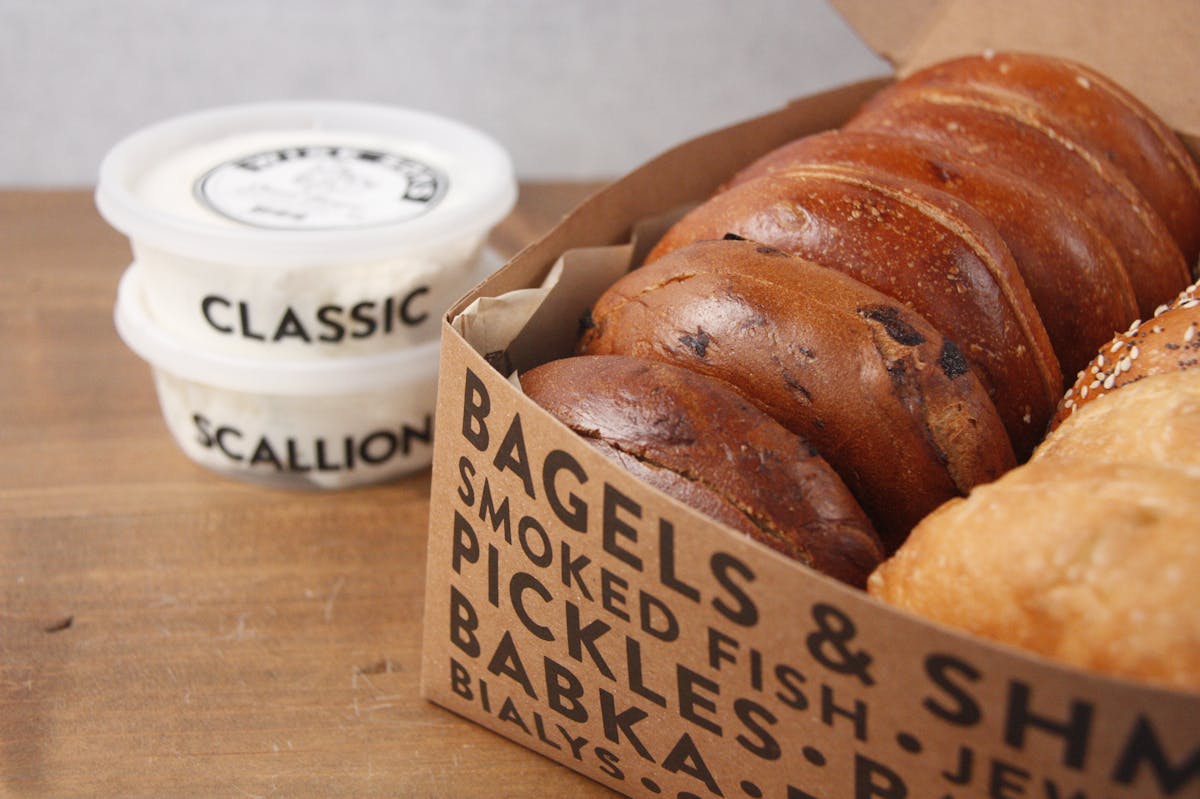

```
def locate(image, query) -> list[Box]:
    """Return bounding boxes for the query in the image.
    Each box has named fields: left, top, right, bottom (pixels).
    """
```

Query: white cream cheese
left=98, top=101, right=516, bottom=360
left=115, top=265, right=440, bottom=489
left=151, top=370, right=436, bottom=490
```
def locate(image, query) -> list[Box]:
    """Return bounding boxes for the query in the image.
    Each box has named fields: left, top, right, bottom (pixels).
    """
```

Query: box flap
left=827, top=0, right=949, bottom=71
left=831, top=0, right=1200, bottom=139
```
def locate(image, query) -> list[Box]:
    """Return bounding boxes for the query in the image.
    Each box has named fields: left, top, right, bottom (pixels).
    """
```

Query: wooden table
left=0, top=185, right=621, bottom=798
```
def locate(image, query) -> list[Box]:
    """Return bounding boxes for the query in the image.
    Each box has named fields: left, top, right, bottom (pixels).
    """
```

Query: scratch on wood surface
left=218, top=613, right=251, bottom=641
left=43, top=615, right=72, bottom=633
left=324, top=576, right=346, bottom=622
left=348, top=695, right=397, bottom=720
left=356, top=657, right=396, bottom=675
left=353, top=670, right=379, bottom=694
left=364, top=702, right=395, bottom=712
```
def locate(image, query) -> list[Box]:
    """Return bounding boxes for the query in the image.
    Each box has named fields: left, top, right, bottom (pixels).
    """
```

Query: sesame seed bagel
left=1052, top=279, right=1200, bottom=428
left=520, top=354, right=886, bottom=587
left=724, top=128, right=1139, bottom=381
left=646, top=163, right=1061, bottom=458
left=579, top=238, right=1015, bottom=551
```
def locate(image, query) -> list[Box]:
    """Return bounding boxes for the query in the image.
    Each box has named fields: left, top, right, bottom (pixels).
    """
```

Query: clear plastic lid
left=114, top=265, right=442, bottom=396
left=96, top=101, right=517, bottom=267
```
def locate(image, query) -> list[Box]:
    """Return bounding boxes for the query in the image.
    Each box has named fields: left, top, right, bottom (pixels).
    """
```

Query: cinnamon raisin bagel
left=578, top=238, right=1015, bottom=551
left=646, top=164, right=1061, bottom=458
left=520, top=354, right=885, bottom=586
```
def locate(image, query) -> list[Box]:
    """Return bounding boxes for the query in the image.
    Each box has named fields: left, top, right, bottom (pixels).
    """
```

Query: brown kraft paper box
left=420, top=2, right=1200, bottom=797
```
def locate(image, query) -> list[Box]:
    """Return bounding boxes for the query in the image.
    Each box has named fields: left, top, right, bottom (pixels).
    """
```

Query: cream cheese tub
left=97, top=101, right=516, bottom=360
left=114, top=265, right=440, bottom=489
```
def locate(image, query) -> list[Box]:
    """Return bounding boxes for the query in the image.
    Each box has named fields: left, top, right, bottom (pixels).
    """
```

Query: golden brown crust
left=725, top=129, right=1139, bottom=382
left=868, top=458, right=1200, bottom=691
left=871, top=366, right=1200, bottom=690
left=578, top=238, right=1014, bottom=551
left=847, top=83, right=1191, bottom=317
left=1035, top=371, right=1200, bottom=478
left=646, top=164, right=1060, bottom=458
left=891, top=51, right=1200, bottom=265
left=1052, top=279, right=1200, bottom=427
left=520, top=354, right=885, bottom=586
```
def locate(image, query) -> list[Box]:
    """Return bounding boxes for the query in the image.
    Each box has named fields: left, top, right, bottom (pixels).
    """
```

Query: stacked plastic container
left=98, top=101, right=517, bottom=489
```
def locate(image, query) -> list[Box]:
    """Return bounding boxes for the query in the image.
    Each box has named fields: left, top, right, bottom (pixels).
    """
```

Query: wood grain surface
left=0, top=185, right=619, bottom=798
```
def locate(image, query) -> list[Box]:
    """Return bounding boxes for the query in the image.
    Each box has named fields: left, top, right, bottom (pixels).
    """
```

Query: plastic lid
left=114, top=265, right=442, bottom=396
left=96, top=101, right=517, bottom=266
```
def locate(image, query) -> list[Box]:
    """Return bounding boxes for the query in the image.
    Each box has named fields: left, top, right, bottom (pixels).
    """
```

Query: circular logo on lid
left=195, top=145, right=447, bottom=231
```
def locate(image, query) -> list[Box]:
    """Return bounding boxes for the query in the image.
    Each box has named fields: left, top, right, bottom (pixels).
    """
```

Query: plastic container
left=114, top=265, right=441, bottom=489
left=97, top=101, right=517, bottom=359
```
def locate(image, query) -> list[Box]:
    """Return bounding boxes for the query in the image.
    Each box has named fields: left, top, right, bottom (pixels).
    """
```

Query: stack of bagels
left=519, top=52, right=1200, bottom=687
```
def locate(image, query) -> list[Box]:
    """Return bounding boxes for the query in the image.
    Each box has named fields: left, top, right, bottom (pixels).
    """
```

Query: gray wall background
left=0, top=1, right=887, bottom=185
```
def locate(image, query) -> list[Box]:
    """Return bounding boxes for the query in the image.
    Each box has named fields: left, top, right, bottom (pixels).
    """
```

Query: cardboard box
left=421, top=3, right=1200, bottom=796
